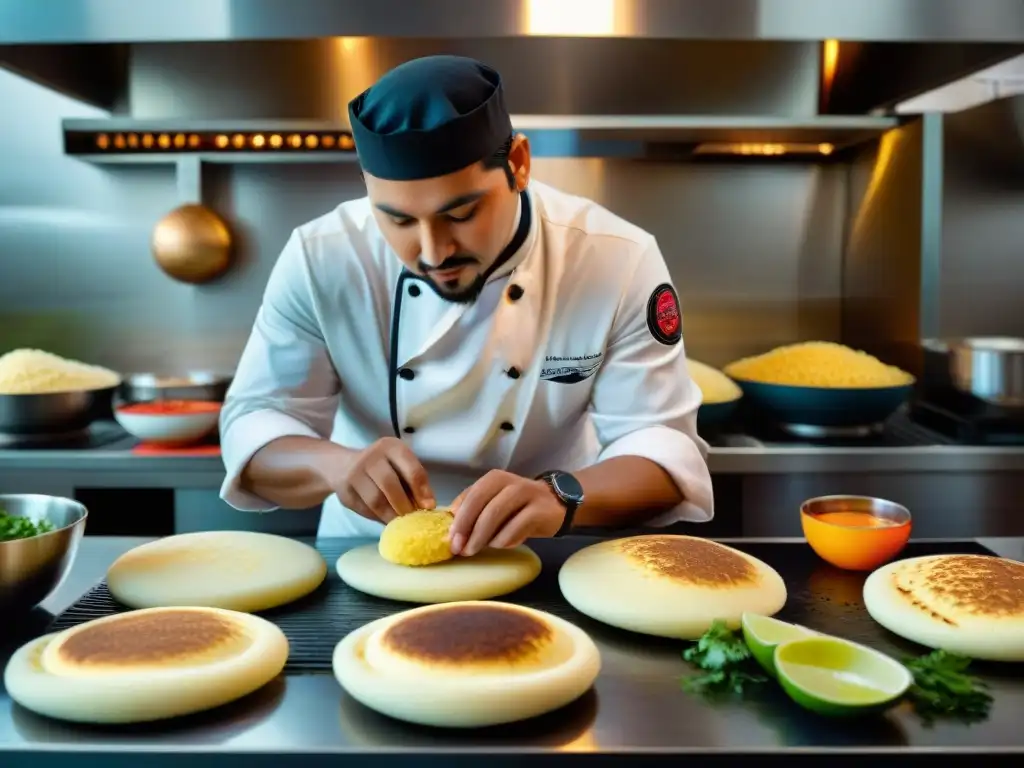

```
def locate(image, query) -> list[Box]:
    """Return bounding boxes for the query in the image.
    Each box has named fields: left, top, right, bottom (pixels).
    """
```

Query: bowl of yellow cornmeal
left=723, top=342, right=916, bottom=429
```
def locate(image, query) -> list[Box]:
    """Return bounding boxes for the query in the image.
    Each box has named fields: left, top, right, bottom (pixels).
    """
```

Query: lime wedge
left=774, top=636, right=913, bottom=717
left=741, top=612, right=818, bottom=677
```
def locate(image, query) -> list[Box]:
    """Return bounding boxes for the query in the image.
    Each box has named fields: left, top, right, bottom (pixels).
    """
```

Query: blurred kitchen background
left=2, top=0, right=1024, bottom=539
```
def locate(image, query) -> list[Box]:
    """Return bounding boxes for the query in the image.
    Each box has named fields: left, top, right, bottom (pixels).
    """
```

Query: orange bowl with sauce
left=800, top=495, right=912, bottom=571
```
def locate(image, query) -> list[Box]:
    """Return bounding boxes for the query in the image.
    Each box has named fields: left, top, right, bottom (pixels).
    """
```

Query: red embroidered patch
left=647, top=283, right=681, bottom=345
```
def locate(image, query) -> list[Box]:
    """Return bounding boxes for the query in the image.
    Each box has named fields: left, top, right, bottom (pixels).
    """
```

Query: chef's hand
left=447, top=470, right=565, bottom=556
left=334, top=438, right=436, bottom=523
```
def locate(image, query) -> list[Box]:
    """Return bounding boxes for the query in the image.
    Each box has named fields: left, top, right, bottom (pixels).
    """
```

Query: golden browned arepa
left=338, top=530, right=541, bottom=604
left=558, top=535, right=787, bottom=639
left=106, top=530, right=327, bottom=612
left=863, top=553, right=1024, bottom=661
left=333, top=600, right=600, bottom=727
left=3, top=606, right=289, bottom=723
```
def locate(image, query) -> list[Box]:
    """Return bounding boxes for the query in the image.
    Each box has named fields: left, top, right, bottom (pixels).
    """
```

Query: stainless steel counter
left=1, top=535, right=1023, bottom=767
left=4, top=423, right=1024, bottom=539
left=2, top=437, right=1024, bottom=482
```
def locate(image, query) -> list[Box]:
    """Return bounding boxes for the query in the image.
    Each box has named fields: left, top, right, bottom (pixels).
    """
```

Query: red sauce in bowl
left=117, top=400, right=221, bottom=416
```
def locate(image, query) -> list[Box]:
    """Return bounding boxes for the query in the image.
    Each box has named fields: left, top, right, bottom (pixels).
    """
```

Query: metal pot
left=0, top=386, right=117, bottom=436
left=118, top=372, right=233, bottom=404
left=944, top=337, right=1024, bottom=408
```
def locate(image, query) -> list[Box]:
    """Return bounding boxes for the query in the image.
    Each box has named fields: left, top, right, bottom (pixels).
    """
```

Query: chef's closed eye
left=385, top=208, right=476, bottom=228
left=446, top=203, right=479, bottom=223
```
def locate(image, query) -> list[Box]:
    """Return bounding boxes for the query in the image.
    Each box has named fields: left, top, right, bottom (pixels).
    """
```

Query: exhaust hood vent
left=3, top=0, right=1024, bottom=44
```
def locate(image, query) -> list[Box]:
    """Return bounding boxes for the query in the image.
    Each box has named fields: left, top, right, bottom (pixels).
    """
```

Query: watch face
left=551, top=472, right=584, bottom=504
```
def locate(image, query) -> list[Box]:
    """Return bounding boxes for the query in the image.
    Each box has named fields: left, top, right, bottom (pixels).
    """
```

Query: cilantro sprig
left=680, top=620, right=767, bottom=696
left=904, top=649, right=993, bottom=724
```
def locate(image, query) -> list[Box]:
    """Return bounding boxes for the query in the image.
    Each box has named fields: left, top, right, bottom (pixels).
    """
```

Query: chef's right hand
left=333, top=438, right=436, bottom=523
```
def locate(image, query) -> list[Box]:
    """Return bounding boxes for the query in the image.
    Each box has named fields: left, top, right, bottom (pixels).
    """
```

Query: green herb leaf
left=0, top=508, right=55, bottom=542
left=681, top=620, right=767, bottom=696
left=904, top=649, right=992, bottom=724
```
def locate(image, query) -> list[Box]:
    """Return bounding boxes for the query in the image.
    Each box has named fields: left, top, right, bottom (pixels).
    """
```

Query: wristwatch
left=537, top=470, right=585, bottom=537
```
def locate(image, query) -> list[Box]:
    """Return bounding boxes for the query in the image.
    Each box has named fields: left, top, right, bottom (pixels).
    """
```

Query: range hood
left=3, top=0, right=1024, bottom=44
left=2, top=3, right=1023, bottom=177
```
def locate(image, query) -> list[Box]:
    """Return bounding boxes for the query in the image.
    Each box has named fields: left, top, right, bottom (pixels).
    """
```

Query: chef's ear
left=508, top=133, right=531, bottom=192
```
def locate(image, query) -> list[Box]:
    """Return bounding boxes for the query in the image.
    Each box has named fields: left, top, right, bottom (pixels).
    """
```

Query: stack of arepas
left=4, top=530, right=328, bottom=724
left=337, top=508, right=542, bottom=603
left=559, top=535, right=787, bottom=639
left=4, top=606, right=289, bottom=723
left=5, top=520, right=797, bottom=729
left=333, top=600, right=600, bottom=727
left=864, top=553, right=1024, bottom=662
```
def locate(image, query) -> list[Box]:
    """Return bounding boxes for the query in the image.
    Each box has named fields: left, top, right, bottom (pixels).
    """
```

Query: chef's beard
left=426, top=274, right=487, bottom=304
left=418, top=255, right=488, bottom=304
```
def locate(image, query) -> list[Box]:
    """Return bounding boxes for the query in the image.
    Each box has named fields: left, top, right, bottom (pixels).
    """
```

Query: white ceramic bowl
left=114, top=402, right=220, bottom=447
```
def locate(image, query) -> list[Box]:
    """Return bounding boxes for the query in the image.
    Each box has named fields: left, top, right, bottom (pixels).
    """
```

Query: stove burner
left=909, top=389, right=1024, bottom=446
left=778, top=422, right=885, bottom=440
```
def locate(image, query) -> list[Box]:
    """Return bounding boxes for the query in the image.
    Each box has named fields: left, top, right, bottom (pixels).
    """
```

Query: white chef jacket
left=219, top=179, right=713, bottom=538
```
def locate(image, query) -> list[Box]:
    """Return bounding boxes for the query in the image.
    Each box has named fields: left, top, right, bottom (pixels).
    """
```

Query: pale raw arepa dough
left=863, top=553, right=1024, bottom=662
left=106, top=530, right=327, bottom=612
left=4, top=606, right=288, bottom=723
left=333, top=600, right=600, bottom=727
left=558, top=535, right=787, bottom=639
left=378, top=508, right=455, bottom=566
left=337, top=542, right=541, bottom=604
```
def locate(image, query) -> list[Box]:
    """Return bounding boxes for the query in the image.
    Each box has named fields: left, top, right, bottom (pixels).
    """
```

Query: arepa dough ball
left=378, top=508, right=456, bottom=566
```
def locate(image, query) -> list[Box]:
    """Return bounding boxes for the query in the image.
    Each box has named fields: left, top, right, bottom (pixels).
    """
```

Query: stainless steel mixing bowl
left=118, top=371, right=232, bottom=404
left=0, top=494, right=88, bottom=612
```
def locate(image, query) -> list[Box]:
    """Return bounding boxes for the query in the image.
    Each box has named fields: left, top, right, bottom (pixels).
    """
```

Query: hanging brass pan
left=151, top=204, right=233, bottom=284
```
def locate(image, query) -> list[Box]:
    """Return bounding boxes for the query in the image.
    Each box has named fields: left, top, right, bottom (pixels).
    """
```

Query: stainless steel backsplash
left=0, top=39, right=858, bottom=376
left=938, top=95, right=1024, bottom=340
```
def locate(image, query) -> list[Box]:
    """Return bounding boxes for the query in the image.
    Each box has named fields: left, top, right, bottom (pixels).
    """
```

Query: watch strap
left=538, top=470, right=581, bottom=537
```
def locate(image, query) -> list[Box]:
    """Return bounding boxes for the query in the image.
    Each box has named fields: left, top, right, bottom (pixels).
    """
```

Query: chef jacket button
left=507, top=284, right=524, bottom=301
left=403, top=426, right=416, bottom=434
left=507, top=367, right=521, bottom=380
left=408, top=283, right=421, bottom=297
left=398, top=368, right=415, bottom=381
left=500, top=421, right=515, bottom=432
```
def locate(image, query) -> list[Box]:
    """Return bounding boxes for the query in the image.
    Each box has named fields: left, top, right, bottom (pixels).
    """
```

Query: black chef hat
left=348, top=55, right=513, bottom=181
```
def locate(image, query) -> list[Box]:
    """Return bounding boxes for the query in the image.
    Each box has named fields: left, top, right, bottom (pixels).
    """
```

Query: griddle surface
left=48, top=537, right=999, bottom=673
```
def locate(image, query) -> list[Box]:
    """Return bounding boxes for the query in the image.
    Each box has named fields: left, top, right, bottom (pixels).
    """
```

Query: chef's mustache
left=419, top=254, right=479, bottom=273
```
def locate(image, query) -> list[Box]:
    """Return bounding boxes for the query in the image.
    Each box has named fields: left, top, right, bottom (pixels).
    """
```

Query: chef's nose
left=418, top=223, right=456, bottom=268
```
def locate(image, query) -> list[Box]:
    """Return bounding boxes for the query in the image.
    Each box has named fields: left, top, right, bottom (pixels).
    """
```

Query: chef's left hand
left=447, top=470, right=565, bottom=556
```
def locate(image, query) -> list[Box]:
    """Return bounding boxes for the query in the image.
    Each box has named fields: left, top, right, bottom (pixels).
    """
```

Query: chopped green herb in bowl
left=0, top=507, right=56, bottom=542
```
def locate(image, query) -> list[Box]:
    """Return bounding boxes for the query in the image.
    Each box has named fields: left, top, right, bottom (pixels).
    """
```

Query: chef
left=219, top=54, right=713, bottom=555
